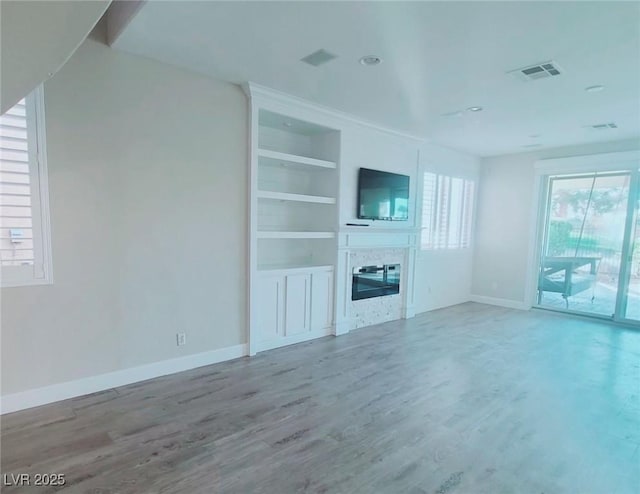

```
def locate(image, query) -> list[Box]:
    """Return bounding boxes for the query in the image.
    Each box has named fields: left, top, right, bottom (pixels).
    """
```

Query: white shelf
left=257, top=231, right=335, bottom=239
left=257, top=190, right=336, bottom=204
left=257, top=263, right=334, bottom=274
left=258, top=148, right=337, bottom=170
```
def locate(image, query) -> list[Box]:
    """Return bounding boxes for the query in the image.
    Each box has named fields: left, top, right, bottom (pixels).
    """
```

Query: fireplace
left=352, top=264, right=400, bottom=301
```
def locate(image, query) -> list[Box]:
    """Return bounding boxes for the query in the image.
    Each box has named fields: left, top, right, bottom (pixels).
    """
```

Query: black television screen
left=357, top=168, right=409, bottom=221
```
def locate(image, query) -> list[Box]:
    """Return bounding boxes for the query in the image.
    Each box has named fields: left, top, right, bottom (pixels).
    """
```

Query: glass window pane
left=0, top=98, right=34, bottom=267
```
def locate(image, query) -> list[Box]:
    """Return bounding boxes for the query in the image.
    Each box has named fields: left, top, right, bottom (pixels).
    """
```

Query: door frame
left=616, top=170, right=640, bottom=322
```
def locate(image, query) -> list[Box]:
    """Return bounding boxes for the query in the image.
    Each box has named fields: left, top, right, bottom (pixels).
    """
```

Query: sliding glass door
left=537, top=170, right=639, bottom=323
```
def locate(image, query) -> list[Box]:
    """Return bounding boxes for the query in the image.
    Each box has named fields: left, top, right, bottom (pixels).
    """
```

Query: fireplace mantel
left=334, top=228, right=418, bottom=335
left=338, top=227, right=419, bottom=250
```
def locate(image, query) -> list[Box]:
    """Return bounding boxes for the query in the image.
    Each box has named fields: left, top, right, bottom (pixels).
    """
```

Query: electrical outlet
left=176, top=332, right=187, bottom=346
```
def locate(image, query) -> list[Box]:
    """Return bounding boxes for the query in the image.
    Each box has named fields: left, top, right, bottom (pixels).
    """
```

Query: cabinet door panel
left=285, top=273, right=310, bottom=336
left=255, top=276, right=282, bottom=340
left=311, top=271, right=333, bottom=331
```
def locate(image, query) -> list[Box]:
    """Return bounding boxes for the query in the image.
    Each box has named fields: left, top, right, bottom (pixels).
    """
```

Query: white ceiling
left=1, top=0, right=110, bottom=113
left=113, top=1, right=640, bottom=157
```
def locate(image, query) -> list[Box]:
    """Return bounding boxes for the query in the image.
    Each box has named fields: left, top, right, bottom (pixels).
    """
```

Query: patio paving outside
left=539, top=279, right=640, bottom=321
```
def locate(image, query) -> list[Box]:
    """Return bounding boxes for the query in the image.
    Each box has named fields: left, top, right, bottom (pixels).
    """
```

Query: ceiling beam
left=107, top=0, right=147, bottom=47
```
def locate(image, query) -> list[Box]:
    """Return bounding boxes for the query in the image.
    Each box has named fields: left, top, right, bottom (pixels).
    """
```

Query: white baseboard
left=470, top=294, right=531, bottom=311
left=333, top=320, right=351, bottom=336
left=402, top=304, right=416, bottom=319
left=0, top=343, right=248, bottom=415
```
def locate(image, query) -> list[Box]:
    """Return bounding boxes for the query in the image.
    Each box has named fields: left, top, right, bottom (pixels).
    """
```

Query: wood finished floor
left=1, top=303, right=639, bottom=494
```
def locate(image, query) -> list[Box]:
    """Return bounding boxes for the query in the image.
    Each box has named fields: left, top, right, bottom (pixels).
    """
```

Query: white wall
left=414, top=143, right=480, bottom=313
left=337, top=126, right=480, bottom=315
left=339, top=125, right=420, bottom=229
left=1, top=33, right=247, bottom=396
left=471, top=138, right=640, bottom=307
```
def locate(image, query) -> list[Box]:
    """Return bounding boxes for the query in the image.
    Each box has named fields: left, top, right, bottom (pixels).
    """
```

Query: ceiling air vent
left=590, top=122, right=618, bottom=129
left=508, top=61, right=563, bottom=81
left=300, top=49, right=338, bottom=67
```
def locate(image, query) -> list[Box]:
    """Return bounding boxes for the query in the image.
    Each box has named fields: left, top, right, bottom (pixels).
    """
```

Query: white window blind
left=421, top=172, right=475, bottom=250
left=0, top=86, right=52, bottom=286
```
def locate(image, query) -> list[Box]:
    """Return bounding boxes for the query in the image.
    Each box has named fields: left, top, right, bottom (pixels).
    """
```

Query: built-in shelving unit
left=245, top=83, right=422, bottom=355
left=248, top=93, right=341, bottom=354
left=254, top=108, right=340, bottom=270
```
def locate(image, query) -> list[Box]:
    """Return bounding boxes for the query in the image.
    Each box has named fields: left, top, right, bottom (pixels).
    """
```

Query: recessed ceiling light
left=360, top=55, right=382, bottom=66
left=283, top=122, right=292, bottom=127
left=467, top=106, right=483, bottom=112
left=585, top=85, right=605, bottom=93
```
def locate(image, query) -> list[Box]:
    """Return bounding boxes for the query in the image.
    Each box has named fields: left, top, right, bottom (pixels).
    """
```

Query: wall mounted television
left=357, top=168, right=410, bottom=221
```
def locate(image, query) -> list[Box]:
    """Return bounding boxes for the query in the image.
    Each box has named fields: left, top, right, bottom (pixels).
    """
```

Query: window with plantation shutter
left=421, top=172, right=475, bottom=250
left=0, top=86, right=52, bottom=286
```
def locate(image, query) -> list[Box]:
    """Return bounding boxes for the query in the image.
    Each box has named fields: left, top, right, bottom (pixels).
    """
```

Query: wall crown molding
left=243, top=82, right=427, bottom=143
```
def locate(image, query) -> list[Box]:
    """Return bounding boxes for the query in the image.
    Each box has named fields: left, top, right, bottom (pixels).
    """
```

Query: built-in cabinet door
left=284, top=273, right=311, bottom=336
left=255, top=275, right=283, bottom=340
left=311, top=271, right=333, bottom=331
